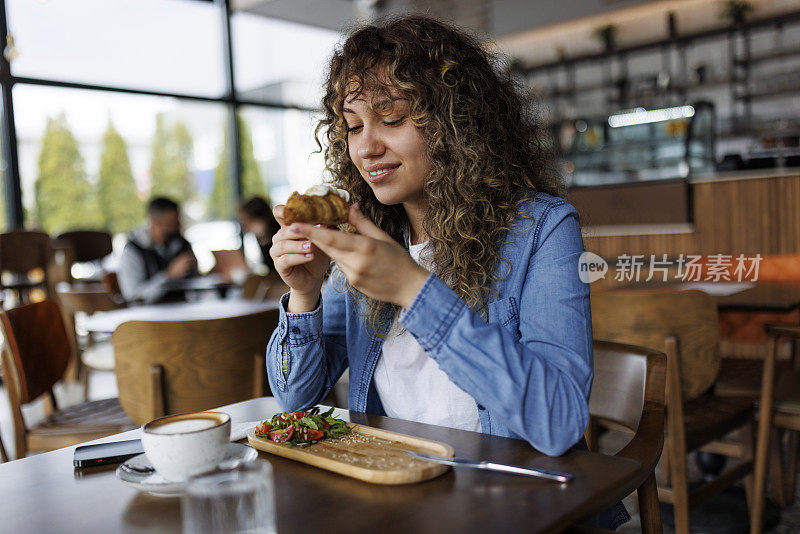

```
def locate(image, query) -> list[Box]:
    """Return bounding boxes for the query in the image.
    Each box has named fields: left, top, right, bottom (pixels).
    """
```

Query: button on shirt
left=373, top=241, right=481, bottom=432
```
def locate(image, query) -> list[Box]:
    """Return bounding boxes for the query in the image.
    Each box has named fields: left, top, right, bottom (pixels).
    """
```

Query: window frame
left=0, top=0, right=319, bottom=229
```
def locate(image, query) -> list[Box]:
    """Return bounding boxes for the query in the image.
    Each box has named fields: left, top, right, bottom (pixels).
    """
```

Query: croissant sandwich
left=283, top=185, right=352, bottom=226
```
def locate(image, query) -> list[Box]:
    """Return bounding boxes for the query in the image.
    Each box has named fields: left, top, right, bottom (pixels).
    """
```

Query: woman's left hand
left=287, top=204, right=429, bottom=308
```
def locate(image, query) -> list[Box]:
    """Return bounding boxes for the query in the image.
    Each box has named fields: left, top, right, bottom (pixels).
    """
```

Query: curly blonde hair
left=316, top=15, right=564, bottom=337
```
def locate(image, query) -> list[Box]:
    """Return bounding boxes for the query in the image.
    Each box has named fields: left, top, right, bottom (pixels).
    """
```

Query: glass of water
left=182, top=461, right=276, bottom=534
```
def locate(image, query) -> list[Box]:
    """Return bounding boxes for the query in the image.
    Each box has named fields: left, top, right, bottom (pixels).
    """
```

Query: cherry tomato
left=255, top=423, right=273, bottom=434
left=297, top=427, right=324, bottom=441
left=269, top=427, right=294, bottom=443
left=290, top=411, right=307, bottom=421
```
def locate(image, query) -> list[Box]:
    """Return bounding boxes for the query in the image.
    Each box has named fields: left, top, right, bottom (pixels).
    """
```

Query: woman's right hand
left=270, top=205, right=332, bottom=298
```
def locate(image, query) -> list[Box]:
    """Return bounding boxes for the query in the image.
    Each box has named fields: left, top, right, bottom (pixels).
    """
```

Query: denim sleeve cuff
left=399, top=273, right=465, bottom=352
left=278, top=291, right=324, bottom=345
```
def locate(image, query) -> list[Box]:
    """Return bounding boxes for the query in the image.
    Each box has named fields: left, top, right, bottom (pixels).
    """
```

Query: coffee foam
left=147, top=419, right=217, bottom=435
left=144, top=412, right=228, bottom=435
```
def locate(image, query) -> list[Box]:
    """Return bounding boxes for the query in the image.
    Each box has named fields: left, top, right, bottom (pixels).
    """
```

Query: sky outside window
left=232, top=11, right=340, bottom=108
left=7, top=0, right=225, bottom=96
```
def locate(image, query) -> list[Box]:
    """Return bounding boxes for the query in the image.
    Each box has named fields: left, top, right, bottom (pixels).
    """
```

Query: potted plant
left=720, top=0, right=754, bottom=26
left=594, top=24, right=617, bottom=52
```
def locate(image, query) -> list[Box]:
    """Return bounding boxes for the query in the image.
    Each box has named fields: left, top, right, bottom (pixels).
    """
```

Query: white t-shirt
left=373, top=240, right=481, bottom=432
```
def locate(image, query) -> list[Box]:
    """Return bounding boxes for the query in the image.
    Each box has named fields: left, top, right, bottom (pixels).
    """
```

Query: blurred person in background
left=238, top=196, right=279, bottom=273
left=118, top=196, right=198, bottom=303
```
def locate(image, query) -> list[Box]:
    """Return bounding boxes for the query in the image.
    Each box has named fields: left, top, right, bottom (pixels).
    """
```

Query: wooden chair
left=716, top=254, right=800, bottom=399
left=0, top=300, right=135, bottom=459
left=573, top=340, right=667, bottom=534
left=102, top=271, right=124, bottom=301
left=750, top=323, right=800, bottom=521
left=242, top=272, right=289, bottom=301
left=113, top=309, right=278, bottom=425
left=592, top=289, right=767, bottom=534
left=56, top=285, right=126, bottom=396
left=56, top=230, right=113, bottom=264
left=0, top=230, right=52, bottom=305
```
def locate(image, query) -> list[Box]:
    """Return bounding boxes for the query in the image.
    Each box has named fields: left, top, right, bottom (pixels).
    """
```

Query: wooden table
left=710, top=281, right=800, bottom=312
left=83, top=298, right=280, bottom=333
left=620, top=281, right=800, bottom=312
left=0, top=397, right=641, bottom=534
left=163, top=275, right=235, bottom=295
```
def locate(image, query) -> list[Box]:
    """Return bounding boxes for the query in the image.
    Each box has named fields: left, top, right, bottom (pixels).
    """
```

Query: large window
left=0, top=0, right=344, bottom=246
left=231, top=13, right=340, bottom=108
left=7, top=0, right=226, bottom=97
left=14, top=84, right=236, bottom=271
left=239, top=106, right=327, bottom=205
left=0, top=89, right=5, bottom=232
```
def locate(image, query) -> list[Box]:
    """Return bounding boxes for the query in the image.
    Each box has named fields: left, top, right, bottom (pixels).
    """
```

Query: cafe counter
left=572, top=169, right=800, bottom=262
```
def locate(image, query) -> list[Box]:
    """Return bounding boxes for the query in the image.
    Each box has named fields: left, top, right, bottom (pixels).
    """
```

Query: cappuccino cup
left=142, top=412, right=231, bottom=482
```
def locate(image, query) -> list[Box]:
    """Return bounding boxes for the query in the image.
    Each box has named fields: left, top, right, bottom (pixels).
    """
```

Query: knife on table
left=403, top=450, right=573, bottom=483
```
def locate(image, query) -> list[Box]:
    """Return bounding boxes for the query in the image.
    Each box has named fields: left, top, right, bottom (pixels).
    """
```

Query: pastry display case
left=561, top=101, right=716, bottom=187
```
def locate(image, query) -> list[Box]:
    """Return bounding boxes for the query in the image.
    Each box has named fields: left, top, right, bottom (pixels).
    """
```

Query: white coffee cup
left=142, top=412, right=231, bottom=482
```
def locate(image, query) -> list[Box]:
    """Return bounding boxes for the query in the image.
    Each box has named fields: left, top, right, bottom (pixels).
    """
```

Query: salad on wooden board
left=254, top=407, right=351, bottom=446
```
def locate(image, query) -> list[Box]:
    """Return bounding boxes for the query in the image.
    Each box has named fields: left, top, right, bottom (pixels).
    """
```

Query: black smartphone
left=73, top=439, right=144, bottom=468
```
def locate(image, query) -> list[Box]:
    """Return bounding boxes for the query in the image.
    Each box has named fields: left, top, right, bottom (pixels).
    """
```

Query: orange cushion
left=720, top=310, right=800, bottom=343
left=717, top=254, right=800, bottom=343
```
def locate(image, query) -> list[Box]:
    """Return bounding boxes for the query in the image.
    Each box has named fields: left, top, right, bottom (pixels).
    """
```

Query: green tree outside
left=208, top=115, right=265, bottom=219
left=35, top=114, right=102, bottom=234
left=149, top=114, right=195, bottom=203
left=98, top=120, right=143, bottom=234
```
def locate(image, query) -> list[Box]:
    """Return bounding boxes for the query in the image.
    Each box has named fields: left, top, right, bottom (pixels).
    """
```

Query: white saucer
left=116, top=443, right=258, bottom=497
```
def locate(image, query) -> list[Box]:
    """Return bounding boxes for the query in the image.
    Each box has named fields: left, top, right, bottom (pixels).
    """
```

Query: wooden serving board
left=247, top=423, right=455, bottom=485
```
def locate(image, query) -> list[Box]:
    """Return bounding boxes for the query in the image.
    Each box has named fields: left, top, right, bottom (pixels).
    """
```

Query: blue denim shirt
left=267, top=192, right=630, bottom=529
left=267, top=192, right=593, bottom=456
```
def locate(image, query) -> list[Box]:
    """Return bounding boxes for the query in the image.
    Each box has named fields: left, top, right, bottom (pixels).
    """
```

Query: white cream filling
left=305, top=184, right=350, bottom=202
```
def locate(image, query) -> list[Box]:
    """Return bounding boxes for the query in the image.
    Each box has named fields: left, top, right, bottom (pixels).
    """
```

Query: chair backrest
left=590, top=340, right=666, bottom=432
left=102, top=271, right=123, bottom=298
left=0, top=230, right=52, bottom=273
left=242, top=273, right=289, bottom=301
left=113, top=309, right=279, bottom=425
left=56, top=230, right=113, bottom=263
left=0, top=300, right=72, bottom=404
left=211, top=249, right=248, bottom=282
left=591, top=289, right=719, bottom=401
left=57, top=286, right=123, bottom=315
left=588, top=339, right=666, bottom=529
left=241, top=274, right=267, bottom=301
left=263, top=274, right=290, bottom=300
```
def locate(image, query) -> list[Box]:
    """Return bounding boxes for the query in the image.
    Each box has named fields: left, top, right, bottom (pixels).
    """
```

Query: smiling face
left=343, top=87, right=431, bottom=211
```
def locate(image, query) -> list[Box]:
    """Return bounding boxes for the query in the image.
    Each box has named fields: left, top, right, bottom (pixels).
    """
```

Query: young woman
left=266, top=15, right=627, bottom=529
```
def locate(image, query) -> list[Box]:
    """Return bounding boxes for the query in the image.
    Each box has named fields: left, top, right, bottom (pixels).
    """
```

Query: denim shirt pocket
left=487, top=296, right=520, bottom=339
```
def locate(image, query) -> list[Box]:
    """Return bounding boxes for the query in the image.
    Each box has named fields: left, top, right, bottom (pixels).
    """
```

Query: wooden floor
left=601, top=428, right=799, bottom=534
